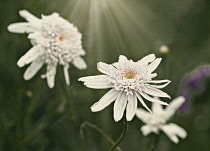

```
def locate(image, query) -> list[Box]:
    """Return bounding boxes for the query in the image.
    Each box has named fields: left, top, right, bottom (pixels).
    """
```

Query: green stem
left=150, top=134, right=159, bottom=151
left=80, top=121, right=122, bottom=151
left=109, top=116, right=128, bottom=151
left=57, top=72, right=79, bottom=127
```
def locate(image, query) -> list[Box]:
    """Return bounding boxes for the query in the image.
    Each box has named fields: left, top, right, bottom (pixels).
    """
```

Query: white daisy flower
left=136, top=96, right=187, bottom=144
left=79, top=54, right=171, bottom=122
left=8, top=10, right=87, bottom=88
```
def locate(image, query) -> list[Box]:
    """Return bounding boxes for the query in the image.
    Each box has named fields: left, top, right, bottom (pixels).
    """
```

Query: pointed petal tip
left=165, top=103, right=169, bottom=106
left=126, top=117, right=131, bottom=121
left=165, top=94, right=171, bottom=99
left=177, top=96, right=186, bottom=103
left=119, top=55, right=126, bottom=57
left=19, top=10, right=28, bottom=15
left=90, top=107, right=97, bottom=112
left=48, top=83, right=54, bottom=89
left=114, top=113, right=123, bottom=122
left=80, top=63, right=87, bottom=70
left=156, top=58, right=162, bottom=64
left=126, top=114, right=135, bottom=121
left=84, top=65, right=88, bottom=69
left=78, top=77, right=85, bottom=82
left=7, top=24, right=12, bottom=32
left=80, top=66, right=87, bottom=70
left=114, top=118, right=120, bottom=122
left=17, top=60, right=24, bottom=67
left=7, top=24, right=18, bottom=33
left=119, top=55, right=127, bottom=60
left=156, top=57, right=162, bottom=62
left=97, top=62, right=102, bottom=67
left=90, top=102, right=99, bottom=112
left=149, top=110, right=153, bottom=114
left=72, top=57, right=87, bottom=70
left=147, top=53, right=156, bottom=58
left=178, top=96, right=186, bottom=102
left=23, top=75, right=29, bottom=81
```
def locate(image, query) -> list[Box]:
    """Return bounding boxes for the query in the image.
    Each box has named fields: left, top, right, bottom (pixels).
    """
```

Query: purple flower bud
left=179, top=65, right=210, bottom=113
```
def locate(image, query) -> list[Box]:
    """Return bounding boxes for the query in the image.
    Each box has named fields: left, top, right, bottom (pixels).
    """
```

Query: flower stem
left=80, top=121, right=122, bottom=151
left=150, top=134, right=159, bottom=151
left=109, top=116, right=128, bottom=151
left=57, top=72, right=79, bottom=127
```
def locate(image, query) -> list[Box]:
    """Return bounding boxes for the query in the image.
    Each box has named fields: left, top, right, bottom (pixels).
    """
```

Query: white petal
left=8, top=23, right=37, bottom=33
left=72, top=57, right=87, bottom=70
left=126, top=94, right=137, bottom=121
left=63, top=65, right=70, bottom=85
left=162, top=129, right=179, bottom=143
left=170, top=123, right=187, bottom=139
left=80, top=74, right=112, bottom=89
left=118, top=55, right=128, bottom=63
left=135, top=91, right=152, bottom=113
left=46, top=64, right=57, bottom=88
left=19, top=10, right=40, bottom=23
left=114, top=92, right=128, bottom=122
left=143, top=86, right=170, bottom=98
left=148, top=58, right=162, bottom=73
left=91, top=89, right=119, bottom=112
left=161, top=123, right=187, bottom=143
left=138, top=54, right=156, bottom=65
left=84, top=82, right=113, bottom=89
left=30, top=39, right=38, bottom=45
left=79, top=49, right=86, bottom=56
left=147, top=80, right=171, bottom=89
left=146, top=80, right=170, bottom=84
left=23, top=59, right=44, bottom=80
left=139, top=92, right=169, bottom=106
left=118, top=55, right=129, bottom=68
left=28, top=32, right=43, bottom=42
left=165, top=96, right=185, bottom=119
left=151, top=101, right=163, bottom=114
left=17, top=45, right=44, bottom=67
left=79, top=75, right=109, bottom=82
left=135, top=108, right=152, bottom=124
left=150, top=73, right=157, bottom=78
left=169, top=123, right=187, bottom=139
left=141, top=125, right=158, bottom=136
left=97, top=62, right=112, bottom=75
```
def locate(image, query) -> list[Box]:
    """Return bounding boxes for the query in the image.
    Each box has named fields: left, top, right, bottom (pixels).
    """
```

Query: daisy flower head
left=79, top=54, right=171, bottom=122
left=8, top=10, right=87, bottom=88
left=136, top=96, right=187, bottom=144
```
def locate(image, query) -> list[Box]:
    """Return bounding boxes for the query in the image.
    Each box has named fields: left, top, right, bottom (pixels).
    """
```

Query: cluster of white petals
left=136, top=96, right=187, bottom=143
left=8, top=10, right=86, bottom=88
left=79, top=54, right=171, bottom=122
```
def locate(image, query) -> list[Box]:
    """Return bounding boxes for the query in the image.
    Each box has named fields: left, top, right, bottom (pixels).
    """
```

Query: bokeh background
left=1, top=0, right=210, bottom=150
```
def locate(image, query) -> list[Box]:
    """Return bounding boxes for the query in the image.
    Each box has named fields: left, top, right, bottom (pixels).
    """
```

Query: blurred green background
left=0, top=0, right=210, bottom=150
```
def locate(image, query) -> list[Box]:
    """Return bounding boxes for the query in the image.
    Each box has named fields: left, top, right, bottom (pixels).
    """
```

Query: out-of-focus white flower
left=8, top=10, right=86, bottom=88
left=79, top=54, right=171, bottom=122
left=136, top=96, right=187, bottom=144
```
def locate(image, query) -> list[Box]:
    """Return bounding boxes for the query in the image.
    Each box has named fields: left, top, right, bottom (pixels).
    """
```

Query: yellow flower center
left=58, top=34, right=67, bottom=41
left=123, top=69, right=137, bottom=79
